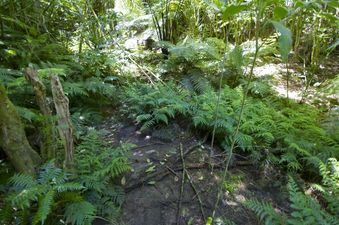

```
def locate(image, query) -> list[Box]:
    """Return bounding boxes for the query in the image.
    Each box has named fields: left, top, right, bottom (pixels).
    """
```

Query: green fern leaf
left=64, top=201, right=96, bottom=225
left=33, top=190, right=55, bottom=225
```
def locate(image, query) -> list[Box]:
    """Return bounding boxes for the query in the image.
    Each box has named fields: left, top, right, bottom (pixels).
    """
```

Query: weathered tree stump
left=50, top=75, right=74, bottom=169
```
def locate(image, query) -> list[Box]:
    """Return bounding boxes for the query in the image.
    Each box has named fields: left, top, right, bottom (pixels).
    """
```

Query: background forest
left=0, top=0, right=338, bottom=225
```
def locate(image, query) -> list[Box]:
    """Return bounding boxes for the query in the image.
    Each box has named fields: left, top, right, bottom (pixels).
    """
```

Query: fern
left=15, top=106, right=40, bottom=123
left=64, top=200, right=96, bottom=225
left=0, top=68, right=22, bottom=85
left=287, top=176, right=338, bottom=225
left=33, top=190, right=55, bottom=225
left=122, top=82, right=338, bottom=177
left=245, top=198, right=285, bottom=225
left=74, top=129, right=132, bottom=221
left=9, top=173, right=37, bottom=189
left=121, top=82, right=190, bottom=130
left=246, top=177, right=339, bottom=225
left=315, top=158, right=339, bottom=216
left=4, top=161, right=94, bottom=225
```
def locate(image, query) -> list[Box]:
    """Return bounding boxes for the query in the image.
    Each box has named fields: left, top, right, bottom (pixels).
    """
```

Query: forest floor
left=96, top=119, right=291, bottom=225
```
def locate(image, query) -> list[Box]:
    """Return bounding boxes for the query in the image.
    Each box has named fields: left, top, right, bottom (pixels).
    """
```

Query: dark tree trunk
left=0, top=85, right=41, bottom=174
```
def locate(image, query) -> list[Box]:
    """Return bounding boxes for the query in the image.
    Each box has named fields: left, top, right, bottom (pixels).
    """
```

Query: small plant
left=223, top=172, right=244, bottom=194
left=121, top=83, right=190, bottom=131
left=74, top=129, right=133, bottom=222
left=245, top=176, right=339, bottom=225
left=1, top=161, right=96, bottom=225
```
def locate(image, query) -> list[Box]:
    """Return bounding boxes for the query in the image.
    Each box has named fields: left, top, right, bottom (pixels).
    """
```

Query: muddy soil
left=97, top=119, right=290, bottom=225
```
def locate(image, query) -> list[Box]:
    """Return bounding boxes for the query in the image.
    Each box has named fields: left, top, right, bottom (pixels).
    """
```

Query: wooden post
left=50, top=75, right=74, bottom=169
left=24, top=67, right=56, bottom=160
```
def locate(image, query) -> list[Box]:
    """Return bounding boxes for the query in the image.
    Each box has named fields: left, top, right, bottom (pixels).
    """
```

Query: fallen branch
left=185, top=169, right=206, bottom=222
left=125, top=162, right=224, bottom=192
left=176, top=143, right=185, bottom=225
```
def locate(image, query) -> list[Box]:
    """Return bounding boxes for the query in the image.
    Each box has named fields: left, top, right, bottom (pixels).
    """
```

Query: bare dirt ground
left=96, top=119, right=291, bottom=225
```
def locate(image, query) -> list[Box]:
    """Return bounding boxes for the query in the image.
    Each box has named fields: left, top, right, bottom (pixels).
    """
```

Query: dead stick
left=185, top=169, right=206, bottom=222
left=176, top=143, right=185, bottom=225
left=125, top=162, right=224, bottom=192
left=166, top=165, right=178, bottom=177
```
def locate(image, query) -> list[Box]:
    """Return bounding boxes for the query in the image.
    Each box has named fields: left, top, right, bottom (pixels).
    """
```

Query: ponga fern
left=4, top=161, right=95, bottom=225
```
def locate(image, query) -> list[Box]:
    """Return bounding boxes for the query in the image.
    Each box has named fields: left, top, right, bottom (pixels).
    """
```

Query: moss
left=0, top=85, right=41, bottom=174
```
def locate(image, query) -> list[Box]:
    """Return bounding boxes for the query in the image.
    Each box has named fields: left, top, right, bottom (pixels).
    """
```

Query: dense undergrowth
left=0, top=0, right=338, bottom=224
left=121, top=82, right=338, bottom=174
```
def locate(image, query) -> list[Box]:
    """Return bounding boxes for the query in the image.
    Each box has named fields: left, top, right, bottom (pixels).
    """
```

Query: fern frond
left=11, top=186, right=45, bottom=209
left=98, top=158, right=131, bottom=178
left=38, top=161, right=62, bottom=184
left=244, top=198, right=284, bottom=225
left=136, top=114, right=152, bottom=122
left=64, top=82, right=89, bottom=97
left=54, top=183, right=85, bottom=192
left=15, top=106, right=39, bottom=123
left=9, top=173, right=37, bottom=189
left=154, top=113, right=168, bottom=124
left=33, top=190, right=55, bottom=225
left=64, top=201, right=96, bottom=225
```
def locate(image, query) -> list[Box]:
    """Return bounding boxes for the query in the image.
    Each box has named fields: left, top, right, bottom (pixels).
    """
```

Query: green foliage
left=312, top=158, right=339, bottom=216
left=245, top=177, right=339, bottom=225
left=245, top=198, right=285, bottom=225
left=121, top=82, right=190, bottom=131
left=1, top=161, right=95, bottom=225
left=271, top=21, right=292, bottom=62
left=64, top=201, right=96, bottom=225
left=122, top=82, right=338, bottom=175
left=63, top=77, right=116, bottom=98
left=1, top=129, right=132, bottom=224
left=223, top=172, right=244, bottom=194
left=287, top=177, right=338, bottom=225
left=74, top=129, right=133, bottom=222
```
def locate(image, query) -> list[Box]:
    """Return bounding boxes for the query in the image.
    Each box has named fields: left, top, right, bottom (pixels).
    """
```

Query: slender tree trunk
left=50, top=75, right=74, bottom=169
left=24, top=67, right=56, bottom=160
left=0, top=85, right=41, bottom=174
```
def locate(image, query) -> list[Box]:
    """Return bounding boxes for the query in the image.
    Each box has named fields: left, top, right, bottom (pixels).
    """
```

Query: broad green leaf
left=222, top=4, right=247, bottom=20
left=271, top=21, right=292, bottom=62
left=273, top=6, right=288, bottom=20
